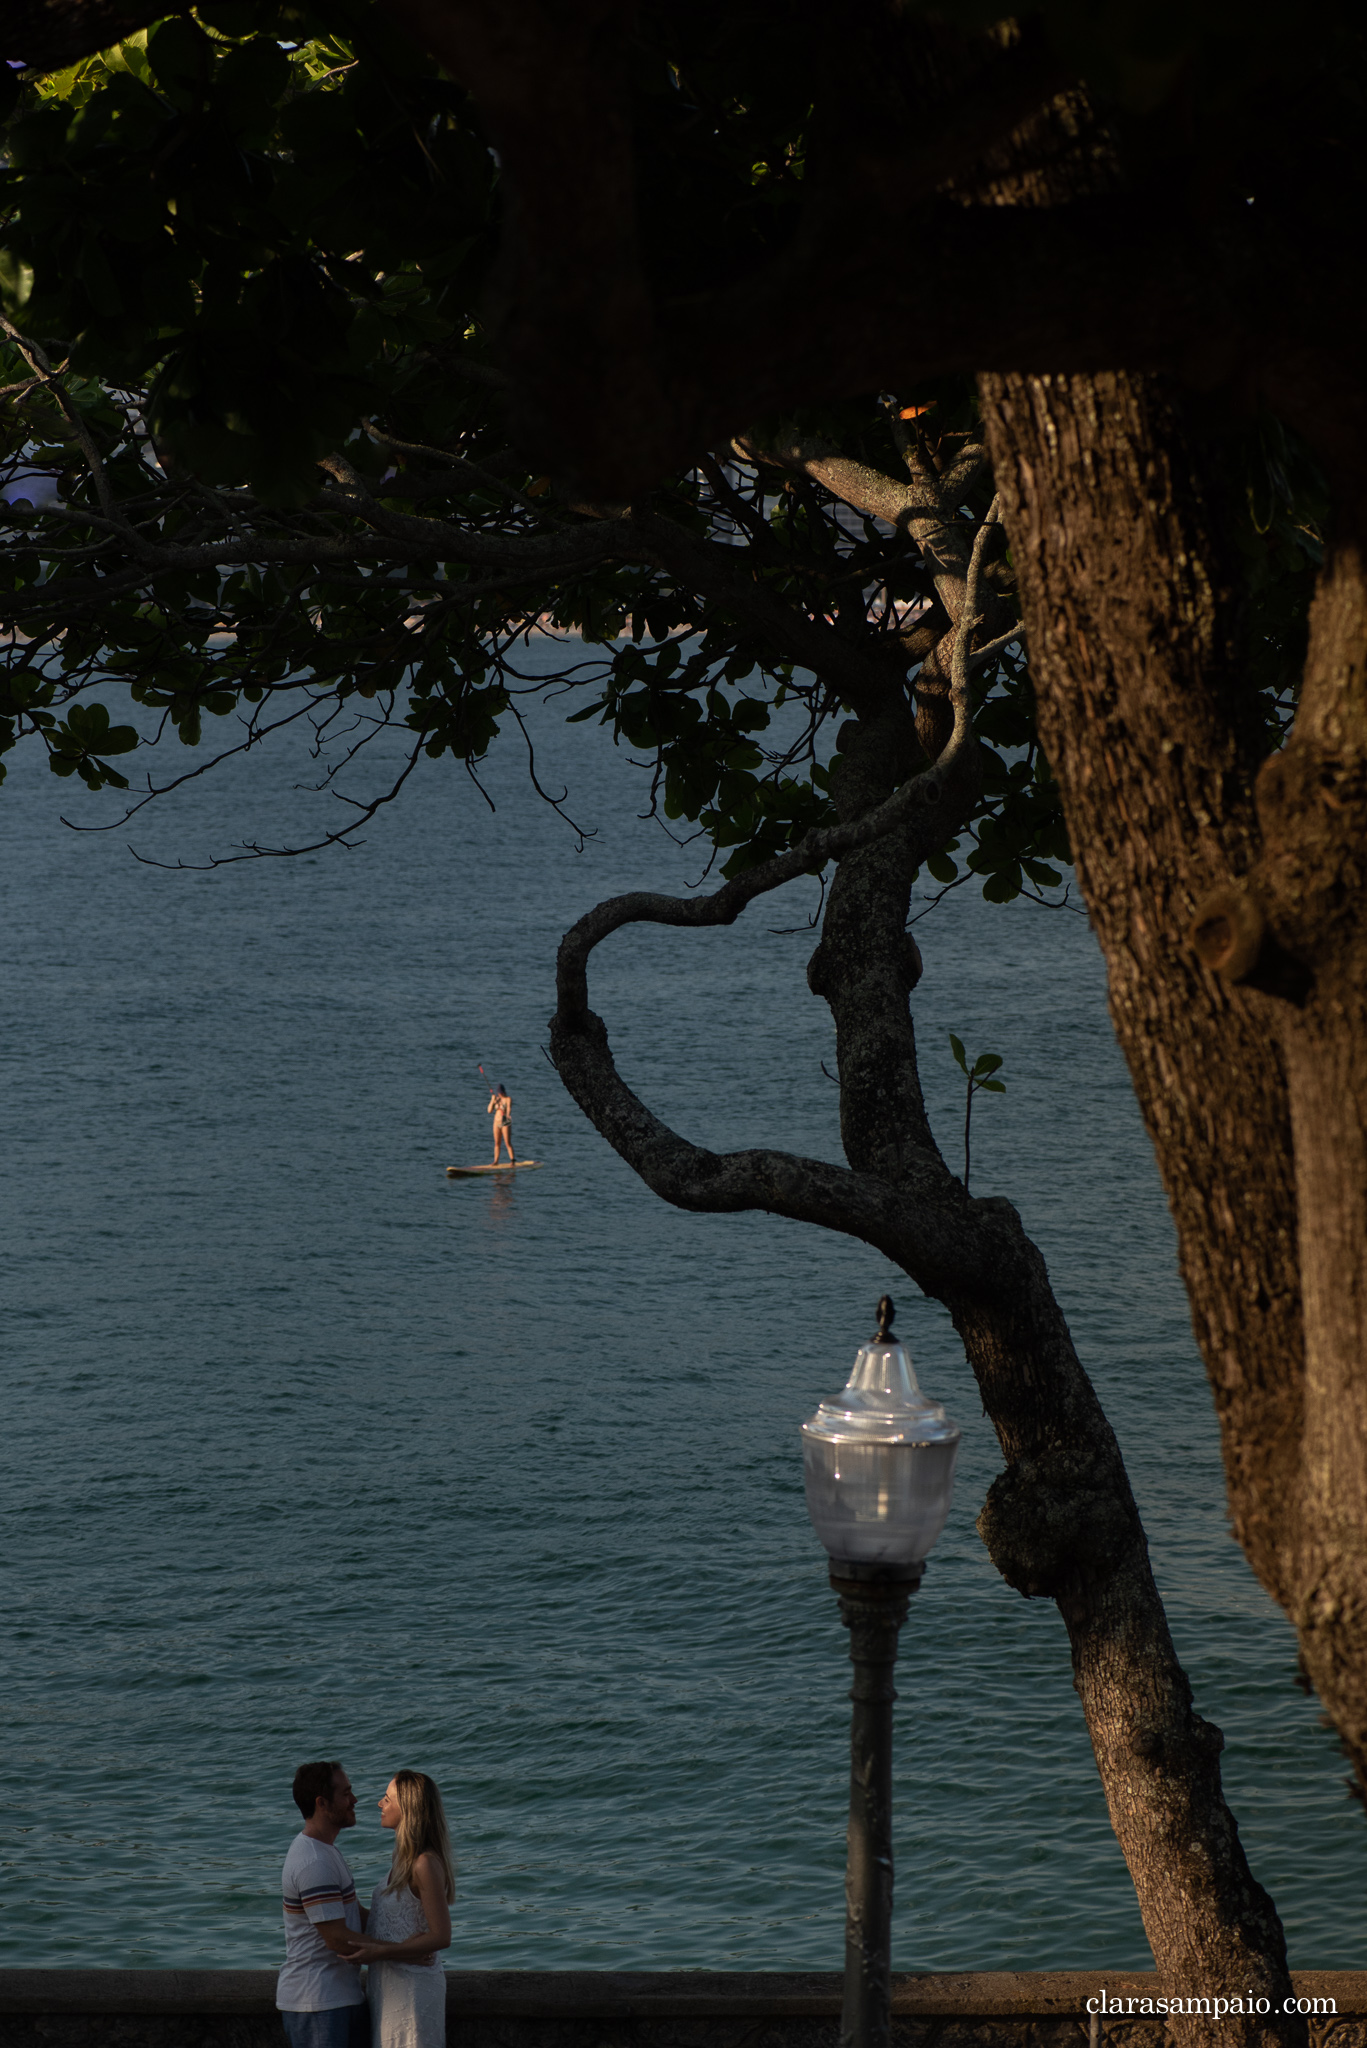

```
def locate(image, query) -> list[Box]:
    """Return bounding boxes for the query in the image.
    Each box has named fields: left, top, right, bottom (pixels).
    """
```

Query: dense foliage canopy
left=0, top=5, right=1321, bottom=896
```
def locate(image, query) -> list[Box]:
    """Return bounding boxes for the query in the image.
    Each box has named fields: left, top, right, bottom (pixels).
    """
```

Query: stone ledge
left=0, top=1973, right=1365, bottom=2018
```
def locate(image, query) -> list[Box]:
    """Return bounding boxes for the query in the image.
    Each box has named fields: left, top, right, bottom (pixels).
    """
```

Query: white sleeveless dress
left=366, top=1879, right=446, bottom=2048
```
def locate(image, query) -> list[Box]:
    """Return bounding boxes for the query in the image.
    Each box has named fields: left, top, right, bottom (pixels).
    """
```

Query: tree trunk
left=977, top=369, right=1304, bottom=1608
left=1250, top=532, right=1367, bottom=1787
left=979, top=368, right=1367, bottom=1803
left=983, top=368, right=1367, bottom=1794
left=815, top=716, right=1299, bottom=2047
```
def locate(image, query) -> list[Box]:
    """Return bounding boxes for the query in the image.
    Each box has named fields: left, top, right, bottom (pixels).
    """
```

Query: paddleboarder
left=486, top=1083, right=515, bottom=1165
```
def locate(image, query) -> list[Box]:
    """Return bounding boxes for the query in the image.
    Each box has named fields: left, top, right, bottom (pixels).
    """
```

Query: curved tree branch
left=735, top=431, right=983, bottom=619
left=727, top=441, right=1013, bottom=761
left=549, top=765, right=1300, bottom=2048
left=550, top=1013, right=1005, bottom=1297
left=556, top=706, right=986, bottom=1027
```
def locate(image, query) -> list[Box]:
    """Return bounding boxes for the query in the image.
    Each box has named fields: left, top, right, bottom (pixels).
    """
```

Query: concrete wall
left=1, top=1973, right=1365, bottom=2048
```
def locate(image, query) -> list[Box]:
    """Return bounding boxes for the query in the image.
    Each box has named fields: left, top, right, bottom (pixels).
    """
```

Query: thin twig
left=361, top=422, right=546, bottom=516
left=506, top=697, right=596, bottom=847
left=62, top=696, right=349, bottom=832
left=0, top=317, right=126, bottom=528
left=907, top=872, right=971, bottom=924
left=127, top=738, right=426, bottom=868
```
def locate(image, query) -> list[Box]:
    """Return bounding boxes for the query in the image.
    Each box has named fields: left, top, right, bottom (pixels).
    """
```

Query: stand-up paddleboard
left=446, top=1160, right=543, bottom=1177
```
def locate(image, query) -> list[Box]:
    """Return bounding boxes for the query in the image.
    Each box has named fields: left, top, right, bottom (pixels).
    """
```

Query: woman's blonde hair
left=386, top=1771, right=456, bottom=1903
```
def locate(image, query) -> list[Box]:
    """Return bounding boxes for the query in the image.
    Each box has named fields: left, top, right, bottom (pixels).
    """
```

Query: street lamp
left=802, top=1295, right=961, bottom=2048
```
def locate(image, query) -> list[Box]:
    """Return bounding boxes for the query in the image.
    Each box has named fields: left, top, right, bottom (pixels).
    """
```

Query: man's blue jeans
left=280, top=2003, right=371, bottom=2048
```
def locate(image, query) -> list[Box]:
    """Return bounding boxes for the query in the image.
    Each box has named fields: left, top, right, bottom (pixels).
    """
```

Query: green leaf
left=213, top=38, right=294, bottom=134
left=975, top=1077, right=1007, bottom=1094
left=949, top=1033, right=967, bottom=1074
left=145, top=16, right=215, bottom=100
left=981, top=866, right=1023, bottom=904
left=972, top=1052, right=1004, bottom=1077
left=0, top=250, right=36, bottom=314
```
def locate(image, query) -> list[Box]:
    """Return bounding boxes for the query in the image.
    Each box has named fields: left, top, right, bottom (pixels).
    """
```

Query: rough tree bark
left=980, top=368, right=1367, bottom=1800
left=978, top=370, right=1303, bottom=1608
left=1259, top=534, right=1367, bottom=1776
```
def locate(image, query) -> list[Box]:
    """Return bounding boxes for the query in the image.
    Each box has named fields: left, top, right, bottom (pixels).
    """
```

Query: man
left=277, top=1761, right=370, bottom=2048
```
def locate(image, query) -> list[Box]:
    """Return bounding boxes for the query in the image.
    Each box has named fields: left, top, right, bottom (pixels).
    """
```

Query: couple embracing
left=278, top=1760, right=454, bottom=2048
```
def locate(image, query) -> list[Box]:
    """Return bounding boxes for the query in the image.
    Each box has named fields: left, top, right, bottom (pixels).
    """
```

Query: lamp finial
left=875, top=1295, right=896, bottom=1342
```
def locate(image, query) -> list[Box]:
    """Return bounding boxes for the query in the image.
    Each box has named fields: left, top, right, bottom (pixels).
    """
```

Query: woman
left=340, top=1772, right=454, bottom=2048
left=486, top=1083, right=515, bottom=1165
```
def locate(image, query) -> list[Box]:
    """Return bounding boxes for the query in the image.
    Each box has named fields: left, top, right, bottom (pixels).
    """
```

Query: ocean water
left=2, top=642, right=1364, bottom=1974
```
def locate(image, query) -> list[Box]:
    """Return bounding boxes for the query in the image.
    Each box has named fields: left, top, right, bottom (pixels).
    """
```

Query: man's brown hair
left=292, top=1760, right=344, bottom=1821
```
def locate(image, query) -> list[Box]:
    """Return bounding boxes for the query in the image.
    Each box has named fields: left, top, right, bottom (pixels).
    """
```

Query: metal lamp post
left=801, top=1296, right=961, bottom=2048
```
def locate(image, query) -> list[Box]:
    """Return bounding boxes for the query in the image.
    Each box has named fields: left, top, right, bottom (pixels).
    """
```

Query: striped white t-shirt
left=277, top=1833, right=366, bottom=2012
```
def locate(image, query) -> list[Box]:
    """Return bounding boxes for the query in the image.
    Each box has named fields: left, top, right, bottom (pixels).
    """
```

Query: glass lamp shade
left=802, top=1329, right=961, bottom=1566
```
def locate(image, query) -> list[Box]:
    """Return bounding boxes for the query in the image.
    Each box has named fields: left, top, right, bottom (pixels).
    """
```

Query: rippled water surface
left=3, top=646, right=1365, bottom=1973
